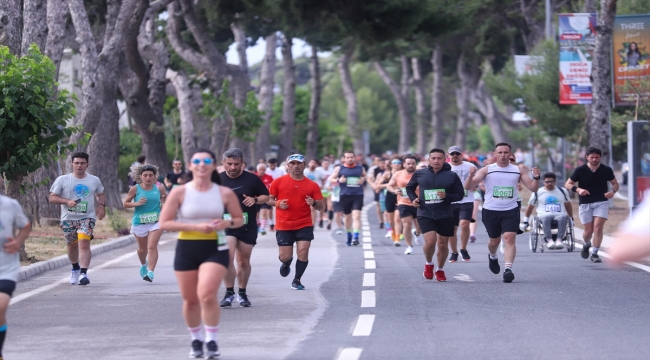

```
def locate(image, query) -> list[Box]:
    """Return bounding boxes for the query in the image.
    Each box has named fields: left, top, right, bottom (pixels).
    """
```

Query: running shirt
left=132, top=184, right=162, bottom=225
left=528, top=187, right=570, bottom=216
left=449, top=161, right=476, bottom=204
left=393, top=170, right=415, bottom=206
left=166, top=171, right=185, bottom=187
left=483, top=163, right=520, bottom=211
left=50, top=173, right=105, bottom=221
left=266, top=166, right=286, bottom=179
left=269, top=175, right=323, bottom=230
left=220, top=171, right=269, bottom=230
left=0, top=195, right=30, bottom=281
left=569, top=164, right=615, bottom=204
left=259, top=173, right=274, bottom=189
left=318, top=166, right=334, bottom=182
left=177, top=183, right=224, bottom=241
left=339, top=165, right=364, bottom=196
left=304, top=168, right=326, bottom=188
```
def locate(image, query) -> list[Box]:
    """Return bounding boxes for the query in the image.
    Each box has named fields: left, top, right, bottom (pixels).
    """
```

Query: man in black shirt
left=218, top=148, right=270, bottom=307
left=165, top=159, right=185, bottom=190
left=565, top=147, right=619, bottom=263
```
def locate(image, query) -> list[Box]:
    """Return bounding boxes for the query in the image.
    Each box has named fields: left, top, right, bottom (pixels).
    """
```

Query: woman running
left=160, top=149, right=244, bottom=359
left=376, top=156, right=403, bottom=245
left=124, top=164, right=166, bottom=282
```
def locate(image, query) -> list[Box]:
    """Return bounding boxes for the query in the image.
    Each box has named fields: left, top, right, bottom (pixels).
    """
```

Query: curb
left=18, top=234, right=136, bottom=282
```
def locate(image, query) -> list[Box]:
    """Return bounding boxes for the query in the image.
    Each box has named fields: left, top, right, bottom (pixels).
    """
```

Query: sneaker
left=393, top=240, right=401, bottom=247
left=270, top=224, right=275, bottom=231
left=280, top=259, right=292, bottom=277
left=291, top=279, right=305, bottom=290
left=554, top=240, right=564, bottom=249
left=318, top=219, right=324, bottom=228
left=189, top=340, right=204, bottom=358
left=238, top=293, right=251, bottom=307
left=469, top=234, right=476, bottom=243
left=434, top=270, right=447, bottom=282
left=460, top=249, right=471, bottom=261
left=412, top=230, right=423, bottom=245
left=423, top=264, right=434, bottom=280
left=488, top=255, right=500, bottom=274
left=70, top=269, right=80, bottom=285
left=590, top=254, right=602, bottom=263
left=379, top=222, right=384, bottom=229
left=326, top=223, right=331, bottom=230
left=78, top=273, right=90, bottom=285
left=346, top=239, right=352, bottom=246
left=385, top=231, right=392, bottom=238
left=547, top=241, right=556, bottom=250
left=503, top=268, right=515, bottom=283
left=260, top=228, right=267, bottom=235
left=448, top=252, right=459, bottom=263
left=143, top=270, right=154, bottom=282
left=404, top=246, right=414, bottom=255
left=139, top=264, right=147, bottom=278
left=335, top=228, right=343, bottom=235
left=205, top=340, right=220, bottom=359
left=581, top=242, right=591, bottom=259
left=220, top=292, right=235, bottom=308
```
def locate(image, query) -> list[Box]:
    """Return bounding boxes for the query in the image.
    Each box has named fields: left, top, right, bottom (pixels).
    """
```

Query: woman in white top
left=160, top=149, right=244, bottom=359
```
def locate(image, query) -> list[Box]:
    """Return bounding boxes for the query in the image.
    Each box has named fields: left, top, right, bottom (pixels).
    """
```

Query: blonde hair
left=130, top=164, right=159, bottom=185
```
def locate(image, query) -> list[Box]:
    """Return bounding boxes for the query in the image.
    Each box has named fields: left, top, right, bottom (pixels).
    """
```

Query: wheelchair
left=528, top=216, right=575, bottom=253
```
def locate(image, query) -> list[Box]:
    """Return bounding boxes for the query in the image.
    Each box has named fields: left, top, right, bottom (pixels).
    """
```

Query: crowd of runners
left=1, top=142, right=644, bottom=360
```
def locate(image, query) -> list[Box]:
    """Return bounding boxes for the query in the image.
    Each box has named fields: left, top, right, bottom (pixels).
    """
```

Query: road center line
left=362, top=236, right=372, bottom=243
left=361, top=290, right=376, bottom=307
left=363, top=273, right=375, bottom=287
left=352, top=314, right=375, bottom=336
left=364, top=260, right=376, bottom=269
left=362, top=243, right=372, bottom=249
left=337, top=348, right=363, bottom=360
left=363, top=251, right=374, bottom=259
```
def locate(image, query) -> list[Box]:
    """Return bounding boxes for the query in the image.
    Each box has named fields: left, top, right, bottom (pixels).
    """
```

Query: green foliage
left=201, top=81, right=264, bottom=142
left=0, top=45, right=80, bottom=181
left=106, top=208, right=129, bottom=235
left=618, top=0, right=650, bottom=15
left=270, top=86, right=312, bottom=153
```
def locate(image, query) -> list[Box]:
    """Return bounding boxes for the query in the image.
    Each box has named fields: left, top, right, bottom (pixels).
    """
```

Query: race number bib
left=68, top=201, right=88, bottom=214
left=493, top=186, right=514, bottom=199
left=224, top=212, right=248, bottom=225
left=424, top=189, right=445, bottom=204
left=139, top=212, right=159, bottom=224
left=464, top=189, right=468, bottom=197
left=399, top=188, right=408, bottom=197
left=346, top=177, right=361, bottom=187
left=217, top=230, right=229, bottom=251
left=544, top=204, right=561, bottom=213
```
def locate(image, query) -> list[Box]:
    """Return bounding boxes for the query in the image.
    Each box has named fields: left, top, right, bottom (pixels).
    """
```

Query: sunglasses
left=141, top=165, right=156, bottom=171
left=391, top=160, right=402, bottom=165
left=450, top=152, right=461, bottom=156
left=191, top=158, right=214, bottom=165
left=509, top=159, right=516, bottom=162
left=287, top=154, right=305, bottom=163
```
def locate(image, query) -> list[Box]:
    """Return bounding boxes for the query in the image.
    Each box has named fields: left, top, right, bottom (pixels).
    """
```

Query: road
left=5, top=199, right=650, bottom=359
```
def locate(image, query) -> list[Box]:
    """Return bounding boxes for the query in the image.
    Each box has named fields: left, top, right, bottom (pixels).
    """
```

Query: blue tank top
left=339, top=165, right=364, bottom=196
left=132, top=184, right=161, bottom=225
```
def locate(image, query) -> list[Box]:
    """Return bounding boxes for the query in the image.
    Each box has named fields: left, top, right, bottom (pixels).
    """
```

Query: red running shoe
left=423, top=264, right=434, bottom=280
left=434, top=270, right=447, bottom=282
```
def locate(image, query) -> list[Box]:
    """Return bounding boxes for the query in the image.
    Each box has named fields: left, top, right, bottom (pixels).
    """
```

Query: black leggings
left=385, top=191, right=398, bottom=213
left=0, top=280, right=16, bottom=297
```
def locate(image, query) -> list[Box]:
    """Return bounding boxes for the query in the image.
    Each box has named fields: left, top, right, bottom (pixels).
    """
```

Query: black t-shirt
left=569, top=164, right=615, bottom=204
left=166, top=171, right=185, bottom=186
left=219, top=171, right=269, bottom=229
left=373, top=167, right=385, bottom=179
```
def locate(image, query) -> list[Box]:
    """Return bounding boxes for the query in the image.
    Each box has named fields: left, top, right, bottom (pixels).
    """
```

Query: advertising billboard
left=627, top=121, right=650, bottom=208
left=612, top=15, right=650, bottom=107
left=558, top=13, right=597, bottom=104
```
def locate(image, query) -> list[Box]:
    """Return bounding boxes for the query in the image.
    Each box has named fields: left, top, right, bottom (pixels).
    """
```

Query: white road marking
left=362, top=231, right=370, bottom=237
left=453, top=274, right=474, bottom=282
left=362, top=243, right=372, bottom=249
left=364, top=251, right=375, bottom=259
left=362, top=236, right=372, bottom=243
left=361, top=226, right=370, bottom=231
left=363, top=273, right=375, bottom=287
left=352, top=314, right=376, bottom=336
left=361, top=290, right=376, bottom=307
left=574, top=243, right=650, bottom=273
left=364, top=260, right=376, bottom=269
left=337, top=348, right=363, bottom=360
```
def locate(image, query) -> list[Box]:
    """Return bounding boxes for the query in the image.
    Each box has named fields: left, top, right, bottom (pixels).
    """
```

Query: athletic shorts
left=277, top=226, right=314, bottom=246
left=131, top=222, right=160, bottom=238
left=481, top=207, right=520, bottom=239
left=226, top=226, right=258, bottom=246
left=174, top=240, right=229, bottom=271
left=260, top=203, right=272, bottom=210
left=339, top=195, right=364, bottom=215
left=579, top=201, right=609, bottom=224
left=398, top=205, right=417, bottom=219
left=60, top=218, right=96, bottom=244
left=417, top=217, right=455, bottom=237
left=374, top=191, right=381, bottom=202
left=321, top=189, right=331, bottom=198
left=332, top=201, right=342, bottom=213
left=385, top=191, right=398, bottom=213
left=0, top=279, right=16, bottom=297
left=452, top=203, right=474, bottom=226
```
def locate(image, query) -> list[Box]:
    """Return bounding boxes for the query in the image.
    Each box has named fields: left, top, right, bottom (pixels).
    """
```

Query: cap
left=448, top=146, right=462, bottom=154
left=286, top=154, right=306, bottom=163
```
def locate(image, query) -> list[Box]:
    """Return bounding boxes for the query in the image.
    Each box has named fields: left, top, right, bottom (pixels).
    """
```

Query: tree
left=306, top=45, right=322, bottom=161
left=278, top=35, right=297, bottom=161
left=254, top=32, right=277, bottom=162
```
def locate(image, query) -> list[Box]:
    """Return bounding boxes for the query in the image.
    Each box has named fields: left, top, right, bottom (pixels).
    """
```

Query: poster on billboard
left=612, top=15, right=650, bottom=107
left=558, top=13, right=597, bottom=104
left=627, top=121, right=650, bottom=208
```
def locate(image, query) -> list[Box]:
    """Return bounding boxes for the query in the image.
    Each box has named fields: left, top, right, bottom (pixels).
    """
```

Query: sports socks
left=505, top=262, right=513, bottom=269
left=204, top=325, right=218, bottom=343
left=260, top=219, right=268, bottom=229
left=0, top=324, right=6, bottom=358
left=80, top=268, right=87, bottom=275
left=346, top=230, right=352, bottom=242
left=188, top=325, right=204, bottom=341
left=226, top=287, right=235, bottom=295
left=591, top=247, right=599, bottom=255
left=425, top=261, right=434, bottom=265
left=353, top=230, right=359, bottom=240
left=295, top=260, right=308, bottom=280
left=71, top=262, right=80, bottom=271
left=238, top=288, right=246, bottom=295
left=436, top=267, right=443, bottom=271
left=489, top=253, right=498, bottom=260
left=385, top=222, right=392, bottom=231
left=328, top=210, right=333, bottom=220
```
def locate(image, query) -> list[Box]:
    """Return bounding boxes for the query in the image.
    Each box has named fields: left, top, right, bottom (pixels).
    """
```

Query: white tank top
left=178, top=182, right=224, bottom=223
left=483, top=163, right=520, bottom=211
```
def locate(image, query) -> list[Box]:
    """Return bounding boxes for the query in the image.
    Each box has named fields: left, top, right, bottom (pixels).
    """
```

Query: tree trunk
left=411, top=57, right=427, bottom=155
left=255, top=32, right=276, bottom=162
left=455, top=53, right=471, bottom=150
left=589, top=0, right=617, bottom=165
left=374, top=60, right=412, bottom=154
left=6, top=176, right=33, bottom=261
left=278, top=35, right=296, bottom=161
left=338, top=41, right=364, bottom=156
left=167, top=69, right=198, bottom=165
left=45, top=0, right=69, bottom=77
left=306, top=45, right=321, bottom=161
left=0, top=0, right=22, bottom=54
left=430, top=44, right=444, bottom=149
left=471, top=76, right=508, bottom=144
left=21, top=0, right=47, bottom=55
left=227, top=24, right=253, bottom=162
left=231, top=22, right=248, bottom=70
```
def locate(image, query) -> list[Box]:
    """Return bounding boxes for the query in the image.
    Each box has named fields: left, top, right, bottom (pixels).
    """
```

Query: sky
left=225, top=37, right=331, bottom=66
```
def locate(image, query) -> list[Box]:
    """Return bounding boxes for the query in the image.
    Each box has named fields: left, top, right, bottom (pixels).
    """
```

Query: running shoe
left=143, top=270, right=154, bottom=282
left=318, top=219, right=324, bottom=228
left=448, top=252, right=459, bottom=262
left=260, top=228, right=267, bottom=236
left=139, top=263, right=147, bottom=278
left=270, top=224, right=275, bottom=231
left=327, top=223, right=331, bottom=230
left=238, top=293, right=251, bottom=307
left=469, top=234, right=476, bottom=243
left=404, top=246, right=414, bottom=255
left=280, top=261, right=291, bottom=277
left=335, top=228, right=343, bottom=235
left=434, top=270, right=447, bottom=282
left=346, top=239, right=352, bottom=246
left=547, top=241, right=556, bottom=250
left=581, top=242, right=591, bottom=259
left=205, top=340, right=220, bottom=359
left=352, top=239, right=359, bottom=246
left=503, top=268, right=515, bottom=283
left=423, top=264, right=434, bottom=280
left=460, top=249, right=471, bottom=261
left=78, top=273, right=90, bottom=285
left=291, top=279, right=305, bottom=290
left=220, top=292, right=235, bottom=308
left=189, top=340, right=204, bottom=358
left=554, top=240, right=564, bottom=249
left=412, top=229, right=423, bottom=245
left=379, top=222, right=384, bottom=229
left=590, top=254, right=602, bottom=263
left=393, top=240, right=401, bottom=247
left=70, top=269, right=80, bottom=285
left=488, top=255, right=500, bottom=274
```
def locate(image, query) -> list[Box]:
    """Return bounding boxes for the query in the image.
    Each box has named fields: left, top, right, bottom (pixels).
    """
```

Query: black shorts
left=417, top=217, right=455, bottom=237
left=385, top=192, right=397, bottom=213
left=452, top=203, right=474, bottom=226
left=398, top=205, right=417, bottom=219
left=481, top=207, right=521, bottom=239
left=226, top=226, right=258, bottom=246
left=374, top=191, right=381, bottom=202
left=332, top=201, right=342, bottom=213
left=276, top=226, right=314, bottom=246
left=339, top=195, right=364, bottom=215
left=0, top=279, right=16, bottom=297
left=260, top=203, right=272, bottom=210
left=174, top=240, right=230, bottom=271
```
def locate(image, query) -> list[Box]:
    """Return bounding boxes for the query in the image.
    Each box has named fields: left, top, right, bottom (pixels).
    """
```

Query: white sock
left=591, top=247, right=599, bottom=255
left=205, top=325, right=218, bottom=342
left=188, top=325, right=203, bottom=341
left=436, top=267, right=443, bottom=272
left=489, top=253, right=498, bottom=260
left=425, top=261, right=435, bottom=265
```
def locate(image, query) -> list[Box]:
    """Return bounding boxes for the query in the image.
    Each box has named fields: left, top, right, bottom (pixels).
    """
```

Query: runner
left=218, top=148, right=270, bottom=308
left=165, top=159, right=186, bottom=191
left=447, top=146, right=477, bottom=262
left=387, top=155, right=423, bottom=254
left=49, top=152, right=106, bottom=286
left=123, top=164, right=167, bottom=282
left=0, top=195, right=31, bottom=360
left=256, top=163, right=274, bottom=235
left=304, top=159, right=326, bottom=227
left=368, top=158, right=387, bottom=229
left=318, top=159, right=335, bottom=230
left=565, top=147, right=618, bottom=263
left=406, top=148, right=464, bottom=281
left=376, top=156, right=403, bottom=243
left=268, top=154, right=324, bottom=290
left=464, top=143, right=541, bottom=283
left=328, top=151, right=366, bottom=246
left=469, top=185, right=485, bottom=242
left=330, top=178, right=344, bottom=235
left=266, top=158, right=285, bottom=231
left=159, top=148, right=243, bottom=359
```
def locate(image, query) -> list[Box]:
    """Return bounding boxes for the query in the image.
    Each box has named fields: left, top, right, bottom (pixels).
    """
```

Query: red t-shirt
left=269, top=175, right=324, bottom=230
left=259, top=174, right=274, bottom=189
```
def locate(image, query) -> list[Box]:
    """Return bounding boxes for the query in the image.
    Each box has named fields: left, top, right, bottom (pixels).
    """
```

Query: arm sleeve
left=11, top=199, right=29, bottom=228
left=312, top=182, right=324, bottom=200
left=95, top=178, right=105, bottom=194
left=405, top=173, right=418, bottom=202
left=569, top=168, right=580, bottom=182
left=607, top=167, right=615, bottom=181
left=269, top=178, right=279, bottom=197
left=50, top=176, right=62, bottom=195
left=446, top=174, right=465, bottom=203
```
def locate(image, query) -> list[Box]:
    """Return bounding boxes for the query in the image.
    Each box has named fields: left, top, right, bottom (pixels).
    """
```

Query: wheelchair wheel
left=566, top=223, right=575, bottom=252
left=529, top=223, right=538, bottom=253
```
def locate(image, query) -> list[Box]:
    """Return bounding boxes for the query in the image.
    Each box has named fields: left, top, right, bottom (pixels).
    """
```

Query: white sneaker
left=335, top=228, right=343, bottom=235
left=412, top=229, right=423, bottom=245
left=70, top=269, right=80, bottom=285
left=499, top=241, right=505, bottom=254
left=385, top=231, right=392, bottom=238
left=547, top=241, right=556, bottom=249
left=554, top=240, right=564, bottom=249
left=404, top=246, right=414, bottom=255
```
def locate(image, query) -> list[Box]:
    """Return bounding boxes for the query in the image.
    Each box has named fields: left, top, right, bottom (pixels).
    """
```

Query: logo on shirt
left=74, top=184, right=90, bottom=198
left=545, top=196, right=560, bottom=205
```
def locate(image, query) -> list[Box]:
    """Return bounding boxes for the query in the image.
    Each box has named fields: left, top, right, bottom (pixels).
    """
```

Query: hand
left=469, top=167, right=476, bottom=177
left=277, top=199, right=289, bottom=210
left=242, top=194, right=257, bottom=207
left=577, top=188, right=590, bottom=196
left=412, top=198, right=420, bottom=207
left=519, top=222, right=528, bottom=231
left=305, top=195, right=314, bottom=206
left=394, top=188, right=402, bottom=196
left=196, top=222, right=219, bottom=234
left=437, top=191, right=446, bottom=199
left=136, top=197, right=147, bottom=206
left=211, top=219, right=230, bottom=231
left=66, top=199, right=78, bottom=208
left=96, top=206, right=106, bottom=221
left=358, top=177, right=365, bottom=185
left=374, top=188, right=380, bottom=193
left=531, top=167, right=541, bottom=179
left=338, top=175, right=347, bottom=184
left=605, top=191, right=615, bottom=199
left=3, top=237, right=21, bottom=254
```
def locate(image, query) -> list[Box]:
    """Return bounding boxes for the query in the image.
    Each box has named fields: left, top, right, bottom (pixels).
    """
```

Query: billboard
left=627, top=121, right=650, bottom=207
left=558, top=13, right=597, bottom=104
left=612, top=15, right=650, bottom=107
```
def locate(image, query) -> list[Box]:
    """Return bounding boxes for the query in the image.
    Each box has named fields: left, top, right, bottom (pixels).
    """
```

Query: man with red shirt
left=268, top=154, right=324, bottom=290
left=256, top=163, right=274, bottom=235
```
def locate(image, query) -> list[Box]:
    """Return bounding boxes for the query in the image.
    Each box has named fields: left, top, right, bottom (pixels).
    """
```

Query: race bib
left=464, top=189, right=468, bottom=197
left=217, top=230, right=229, bottom=251
left=139, top=212, right=159, bottom=224
left=399, top=188, right=408, bottom=197
left=424, top=189, right=445, bottom=203
left=544, top=204, right=561, bottom=213
left=224, top=212, right=248, bottom=225
left=346, top=177, right=361, bottom=187
left=493, top=186, right=514, bottom=199
left=69, top=201, right=88, bottom=214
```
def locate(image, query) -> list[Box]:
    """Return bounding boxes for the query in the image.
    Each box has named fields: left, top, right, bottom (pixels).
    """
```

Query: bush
left=107, top=209, right=130, bottom=236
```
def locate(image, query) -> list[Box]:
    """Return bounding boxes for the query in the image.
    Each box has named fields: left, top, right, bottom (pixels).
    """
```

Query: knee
left=78, top=240, right=90, bottom=250
left=460, top=223, right=470, bottom=231
left=437, top=240, right=449, bottom=249
left=184, top=298, right=200, bottom=309
left=147, top=244, right=157, bottom=252
left=236, top=257, right=250, bottom=269
left=198, top=292, right=217, bottom=306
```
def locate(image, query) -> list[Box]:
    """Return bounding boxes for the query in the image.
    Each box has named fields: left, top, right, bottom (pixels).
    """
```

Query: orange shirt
left=394, top=170, right=415, bottom=206
left=269, top=175, right=324, bottom=230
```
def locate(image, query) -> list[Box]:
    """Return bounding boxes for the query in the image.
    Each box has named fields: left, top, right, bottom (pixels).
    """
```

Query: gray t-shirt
left=528, top=187, right=570, bottom=216
left=50, top=173, right=105, bottom=221
left=0, top=195, right=30, bottom=281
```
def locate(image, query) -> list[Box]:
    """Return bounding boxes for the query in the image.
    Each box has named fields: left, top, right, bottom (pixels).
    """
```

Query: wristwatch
left=533, top=176, right=540, bottom=180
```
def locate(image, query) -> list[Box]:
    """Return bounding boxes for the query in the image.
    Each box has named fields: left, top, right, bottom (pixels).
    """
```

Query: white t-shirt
left=528, top=187, right=570, bottom=216
left=50, top=173, right=105, bottom=221
left=304, top=168, right=326, bottom=188
left=266, top=166, right=286, bottom=179
left=483, top=163, right=520, bottom=211
left=450, top=161, right=476, bottom=203
left=0, top=195, right=30, bottom=281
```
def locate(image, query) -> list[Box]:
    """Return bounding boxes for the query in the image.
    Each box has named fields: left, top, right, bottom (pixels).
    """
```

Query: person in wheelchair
left=521, top=172, right=574, bottom=249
